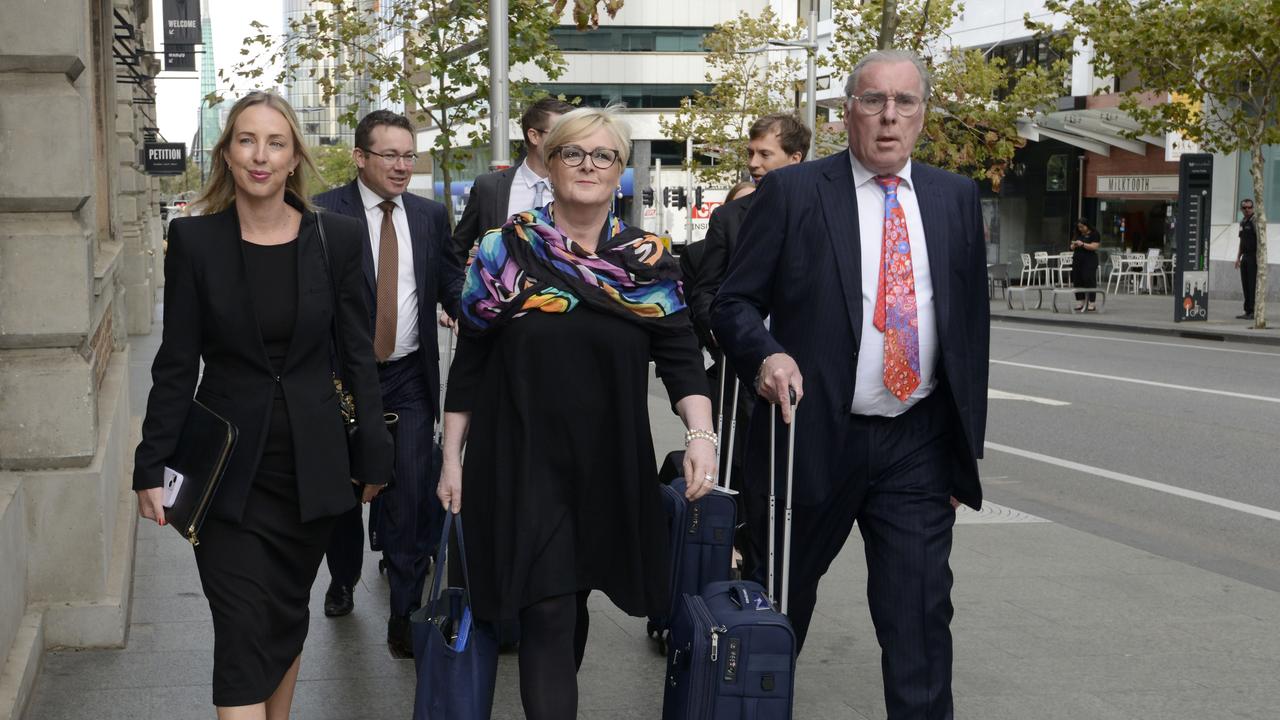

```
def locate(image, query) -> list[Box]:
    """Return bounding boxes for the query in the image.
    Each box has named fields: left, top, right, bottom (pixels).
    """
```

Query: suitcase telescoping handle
left=714, top=360, right=740, bottom=492
left=767, top=388, right=798, bottom=615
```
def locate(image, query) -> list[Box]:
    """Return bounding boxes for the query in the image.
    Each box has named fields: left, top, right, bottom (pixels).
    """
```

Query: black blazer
left=133, top=199, right=394, bottom=523
left=691, top=193, right=755, bottom=348
left=678, top=238, right=715, bottom=352
left=711, top=152, right=989, bottom=509
left=449, top=166, right=518, bottom=267
left=313, top=181, right=464, bottom=421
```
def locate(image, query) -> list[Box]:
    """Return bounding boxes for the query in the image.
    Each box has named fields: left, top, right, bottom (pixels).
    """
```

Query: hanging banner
left=1174, top=154, right=1212, bottom=322
left=165, top=44, right=196, bottom=72
left=143, top=143, right=187, bottom=175
left=163, top=0, right=201, bottom=45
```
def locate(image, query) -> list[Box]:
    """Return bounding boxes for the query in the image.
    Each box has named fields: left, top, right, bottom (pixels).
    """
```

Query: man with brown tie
left=314, top=110, right=463, bottom=657
left=712, top=50, right=989, bottom=718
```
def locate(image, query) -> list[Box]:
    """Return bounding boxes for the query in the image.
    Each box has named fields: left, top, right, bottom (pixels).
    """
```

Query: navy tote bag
left=410, top=512, right=498, bottom=720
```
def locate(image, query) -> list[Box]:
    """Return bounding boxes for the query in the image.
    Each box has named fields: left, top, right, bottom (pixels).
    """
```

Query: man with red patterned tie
left=711, top=50, right=989, bottom=720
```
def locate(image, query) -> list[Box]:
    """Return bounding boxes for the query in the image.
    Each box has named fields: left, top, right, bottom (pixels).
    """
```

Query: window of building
left=984, top=35, right=1069, bottom=98
left=551, top=26, right=710, bottom=52
left=541, top=83, right=713, bottom=110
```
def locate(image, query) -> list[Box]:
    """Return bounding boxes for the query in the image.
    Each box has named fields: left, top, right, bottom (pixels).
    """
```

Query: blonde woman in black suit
left=132, top=91, right=392, bottom=719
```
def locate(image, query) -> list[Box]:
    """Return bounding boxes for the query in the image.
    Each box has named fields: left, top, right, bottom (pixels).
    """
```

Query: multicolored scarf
left=460, top=207, right=686, bottom=335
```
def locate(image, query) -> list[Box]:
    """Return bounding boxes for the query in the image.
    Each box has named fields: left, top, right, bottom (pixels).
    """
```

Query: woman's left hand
left=682, top=438, right=719, bottom=501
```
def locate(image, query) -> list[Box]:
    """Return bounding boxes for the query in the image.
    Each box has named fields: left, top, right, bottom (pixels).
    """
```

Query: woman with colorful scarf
left=437, top=107, right=716, bottom=718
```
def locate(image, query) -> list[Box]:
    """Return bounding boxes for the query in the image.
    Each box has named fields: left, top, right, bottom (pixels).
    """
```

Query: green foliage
left=553, top=0, right=624, bottom=29
left=212, top=0, right=569, bottom=220
left=828, top=0, right=1067, bottom=188
left=158, top=159, right=202, bottom=196
left=658, top=7, right=806, bottom=184
left=1039, top=0, right=1280, bottom=327
left=309, top=143, right=358, bottom=191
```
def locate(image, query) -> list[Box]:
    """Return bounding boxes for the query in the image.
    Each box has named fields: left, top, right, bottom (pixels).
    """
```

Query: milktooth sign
left=1097, top=175, right=1179, bottom=194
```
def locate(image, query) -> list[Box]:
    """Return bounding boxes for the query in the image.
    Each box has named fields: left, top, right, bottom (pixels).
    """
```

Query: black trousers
left=747, top=390, right=959, bottom=720
left=1240, top=255, right=1257, bottom=315
left=325, top=356, right=444, bottom=617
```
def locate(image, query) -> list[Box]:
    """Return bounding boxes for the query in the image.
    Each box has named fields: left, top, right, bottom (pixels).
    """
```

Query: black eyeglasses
left=553, top=145, right=621, bottom=169
left=360, top=148, right=418, bottom=166
left=1241, top=204, right=1253, bottom=210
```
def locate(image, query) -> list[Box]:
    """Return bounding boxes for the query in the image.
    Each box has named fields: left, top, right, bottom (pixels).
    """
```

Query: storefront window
left=1235, top=144, right=1280, bottom=221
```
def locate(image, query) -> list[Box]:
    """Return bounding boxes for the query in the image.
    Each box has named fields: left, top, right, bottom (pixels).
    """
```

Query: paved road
left=982, top=320, right=1280, bottom=593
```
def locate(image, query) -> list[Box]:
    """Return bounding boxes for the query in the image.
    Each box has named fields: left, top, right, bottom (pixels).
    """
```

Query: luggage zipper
left=688, top=596, right=726, bottom=719
left=186, top=423, right=235, bottom=547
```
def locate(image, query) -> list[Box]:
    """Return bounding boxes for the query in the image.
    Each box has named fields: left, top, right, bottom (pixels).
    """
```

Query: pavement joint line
left=991, top=359, right=1280, bottom=404
left=992, top=325, right=1280, bottom=357
left=985, top=441, right=1280, bottom=522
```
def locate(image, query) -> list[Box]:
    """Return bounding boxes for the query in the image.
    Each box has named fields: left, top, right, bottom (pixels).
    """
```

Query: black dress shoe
left=323, top=581, right=355, bottom=617
left=387, top=614, right=414, bottom=658
left=1237, top=313, right=1254, bottom=319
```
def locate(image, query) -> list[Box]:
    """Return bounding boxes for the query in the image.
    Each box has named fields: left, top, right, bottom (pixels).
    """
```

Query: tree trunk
left=878, top=0, right=899, bottom=50
left=439, top=146, right=456, bottom=230
left=1250, top=135, right=1267, bottom=329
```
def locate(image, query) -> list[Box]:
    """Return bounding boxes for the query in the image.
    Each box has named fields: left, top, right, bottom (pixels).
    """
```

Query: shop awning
left=1018, top=108, right=1163, bottom=157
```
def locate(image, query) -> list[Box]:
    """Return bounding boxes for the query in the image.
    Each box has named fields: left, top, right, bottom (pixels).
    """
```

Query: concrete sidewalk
left=990, top=289, right=1280, bottom=346
left=22, top=299, right=1280, bottom=719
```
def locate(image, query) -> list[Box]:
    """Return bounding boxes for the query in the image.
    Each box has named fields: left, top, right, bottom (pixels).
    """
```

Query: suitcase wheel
left=378, top=558, right=388, bottom=575
left=655, top=633, right=668, bottom=657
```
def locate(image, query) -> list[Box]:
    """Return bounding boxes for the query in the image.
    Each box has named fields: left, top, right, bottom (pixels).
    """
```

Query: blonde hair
left=726, top=181, right=756, bottom=203
left=540, top=105, right=632, bottom=169
left=191, top=91, right=317, bottom=215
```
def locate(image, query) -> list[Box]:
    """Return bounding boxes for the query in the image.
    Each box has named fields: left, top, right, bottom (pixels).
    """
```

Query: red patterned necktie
left=872, top=175, right=921, bottom=402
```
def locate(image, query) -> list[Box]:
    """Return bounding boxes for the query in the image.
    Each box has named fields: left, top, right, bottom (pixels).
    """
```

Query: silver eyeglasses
left=361, top=148, right=419, bottom=166
left=847, top=92, right=924, bottom=117
left=554, top=145, right=621, bottom=169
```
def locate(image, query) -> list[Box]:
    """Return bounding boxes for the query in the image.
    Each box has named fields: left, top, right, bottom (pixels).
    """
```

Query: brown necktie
left=373, top=200, right=398, bottom=362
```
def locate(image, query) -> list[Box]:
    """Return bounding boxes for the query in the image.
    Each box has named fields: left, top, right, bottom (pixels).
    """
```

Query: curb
left=990, top=312, right=1280, bottom=348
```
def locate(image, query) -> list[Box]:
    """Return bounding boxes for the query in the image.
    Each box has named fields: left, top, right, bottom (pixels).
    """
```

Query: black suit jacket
left=691, top=194, right=755, bottom=348
left=313, top=181, right=463, bottom=421
left=133, top=200, right=393, bottom=523
left=450, top=166, right=518, bottom=268
left=678, top=238, right=715, bottom=351
left=711, top=153, right=989, bottom=509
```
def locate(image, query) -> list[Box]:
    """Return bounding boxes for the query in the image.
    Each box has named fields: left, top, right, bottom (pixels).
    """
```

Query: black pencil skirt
left=193, top=467, right=335, bottom=707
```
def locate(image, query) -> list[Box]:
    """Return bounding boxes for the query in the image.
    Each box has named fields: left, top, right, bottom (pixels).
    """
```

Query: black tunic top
left=242, top=238, right=298, bottom=475
left=445, top=245, right=708, bottom=622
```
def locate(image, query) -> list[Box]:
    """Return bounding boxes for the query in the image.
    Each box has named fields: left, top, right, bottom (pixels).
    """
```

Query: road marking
left=992, top=325, right=1280, bottom=358
left=991, top=359, right=1280, bottom=404
left=988, top=388, right=1071, bottom=406
left=985, top=442, right=1280, bottom=522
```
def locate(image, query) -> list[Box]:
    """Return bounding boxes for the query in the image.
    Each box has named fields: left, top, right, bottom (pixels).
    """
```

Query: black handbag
left=163, top=399, right=238, bottom=546
left=313, top=210, right=397, bottom=489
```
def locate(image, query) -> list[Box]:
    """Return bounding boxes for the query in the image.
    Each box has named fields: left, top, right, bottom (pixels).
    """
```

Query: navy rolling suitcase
left=647, top=364, right=740, bottom=655
left=662, top=396, right=799, bottom=719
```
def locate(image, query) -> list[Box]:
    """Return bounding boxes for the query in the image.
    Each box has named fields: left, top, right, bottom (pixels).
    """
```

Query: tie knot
left=874, top=175, right=901, bottom=193
left=378, top=200, right=396, bottom=214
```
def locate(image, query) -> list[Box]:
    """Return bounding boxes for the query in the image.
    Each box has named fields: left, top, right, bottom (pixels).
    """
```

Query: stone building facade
left=0, top=0, right=162, bottom=716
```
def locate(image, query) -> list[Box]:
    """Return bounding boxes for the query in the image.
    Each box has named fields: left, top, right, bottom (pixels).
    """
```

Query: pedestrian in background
left=313, top=110, right=463, bottom=657
left=1236, top=198, right=1257, bottom=320
left=436, top=106, right=715, bottom=720
left=682, top=181, right=755, bottom=357
left=133, top=91, right=393, bottom=716
left=713, top=50, right=990, bottom=719
left=1069, top=217, right=1101, bottom=312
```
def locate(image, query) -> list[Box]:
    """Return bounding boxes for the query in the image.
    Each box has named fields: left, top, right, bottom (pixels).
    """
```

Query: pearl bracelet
left=684, top=429, right=719, bottom=450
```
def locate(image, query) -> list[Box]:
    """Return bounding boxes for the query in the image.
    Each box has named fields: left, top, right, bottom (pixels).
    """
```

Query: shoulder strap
left=313, top=210, right=349, bottom=381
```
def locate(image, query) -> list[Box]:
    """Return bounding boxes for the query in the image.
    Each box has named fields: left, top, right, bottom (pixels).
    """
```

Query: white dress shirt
left=357, top=178, right=419, bottom=361
left=506, top=158, right=550, bottom=218
left=848, top=153, right=939, bottom=416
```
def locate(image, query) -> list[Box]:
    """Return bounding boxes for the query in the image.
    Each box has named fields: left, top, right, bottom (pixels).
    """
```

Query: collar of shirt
left=514, top=158, right=549, bottom=191
left=356, top=177, right=405, bottom=214
left=847, top=150, right=914, bottom=193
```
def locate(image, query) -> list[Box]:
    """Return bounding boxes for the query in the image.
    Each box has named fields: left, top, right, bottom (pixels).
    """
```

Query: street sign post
left=143, top=143, right=186, bottom=175
left=1174, top=153, right=1212, bottom=322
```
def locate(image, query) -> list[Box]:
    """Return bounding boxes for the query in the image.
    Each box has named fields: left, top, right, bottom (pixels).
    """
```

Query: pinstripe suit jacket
left=710, top=152, right=989, bottom=509
left=313, top=180, right=464, bottom=421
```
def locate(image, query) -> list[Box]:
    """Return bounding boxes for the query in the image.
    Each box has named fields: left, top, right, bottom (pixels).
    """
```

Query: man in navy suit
left=712, top=50, right=989, bottom=719
left=314, top=110, right=463, bottom=657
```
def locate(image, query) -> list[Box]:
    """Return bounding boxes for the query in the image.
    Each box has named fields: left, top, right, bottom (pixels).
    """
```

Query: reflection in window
left=551, top=26, right=709, bottom=52
left=541, top=83, right=714, bottom=110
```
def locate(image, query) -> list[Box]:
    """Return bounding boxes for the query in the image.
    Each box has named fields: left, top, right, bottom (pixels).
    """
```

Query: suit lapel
left=403, top=194, right=430, bottom=311
left=912, top=166, right=951, bottom=343
left=343, top=181, right=377, bottom=297
left=495, top=167, right=515, bottom=223
left=283, top=212, right=321, bottom=372
left=816, top=155, right=863, bottom=345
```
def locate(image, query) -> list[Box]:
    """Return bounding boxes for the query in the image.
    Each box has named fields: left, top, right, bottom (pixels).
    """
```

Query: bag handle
left=312, top=210, right=350, bottom=386
left=427, top=511, right=473, bottom=611
left=768, top=389, right=798, bottom=615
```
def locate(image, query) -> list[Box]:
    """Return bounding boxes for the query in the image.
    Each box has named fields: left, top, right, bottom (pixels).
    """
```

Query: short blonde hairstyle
left=191, top=91, right=317, bottom=216
left=541, top=106, right=632, bottom=169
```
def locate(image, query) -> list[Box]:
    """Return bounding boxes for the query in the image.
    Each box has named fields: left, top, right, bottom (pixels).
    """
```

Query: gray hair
left=843, top=50, right=932, bottom=102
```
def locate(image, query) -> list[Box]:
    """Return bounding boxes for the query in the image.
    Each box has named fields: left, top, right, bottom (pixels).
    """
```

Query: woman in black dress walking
left=437, top=106, right=717, bottom=719
left=1070, top=218, right=1102, bottom=311
left=133, top=92, right=392, bottom=718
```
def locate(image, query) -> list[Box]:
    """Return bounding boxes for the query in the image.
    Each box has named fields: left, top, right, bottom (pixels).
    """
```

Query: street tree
left=659, top=7, right=806, bottom=185
left=213, top=0, right=568, bottom=221
left=556, top=0, right=623, bottom=29
left=1040, top=0, right=1280, bottom=328
left=159, top=159, right=202, bottom=198
left=309, top=143, right=358, bottom=191
left=828, top=0, right=1068, bottom=189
